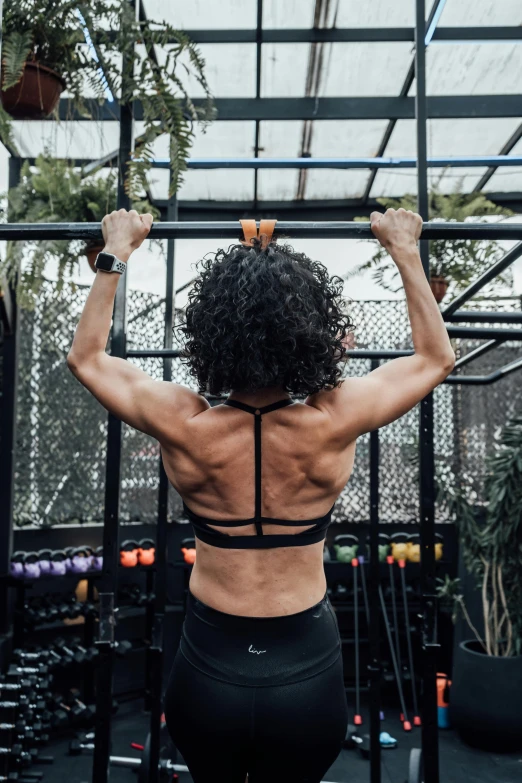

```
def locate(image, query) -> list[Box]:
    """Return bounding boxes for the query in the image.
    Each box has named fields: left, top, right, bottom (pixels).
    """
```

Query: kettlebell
left=120, top=540, right=139, bottom=568
left=181, top=537, right=196, bottom=565
left=391, top=532, right=409, bottom=562
left=333, top=534, right=359, bottom=563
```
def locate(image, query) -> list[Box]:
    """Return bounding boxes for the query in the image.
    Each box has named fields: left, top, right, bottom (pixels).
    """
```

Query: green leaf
left=1, top=31, right=34, bottom=90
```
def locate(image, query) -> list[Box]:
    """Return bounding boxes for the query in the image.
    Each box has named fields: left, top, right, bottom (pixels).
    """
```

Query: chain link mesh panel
left=11, top=285, right=522, bottom=528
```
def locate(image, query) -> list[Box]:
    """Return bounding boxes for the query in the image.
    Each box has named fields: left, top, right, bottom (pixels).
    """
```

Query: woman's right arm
left=310, top=208, right=455, bottom=438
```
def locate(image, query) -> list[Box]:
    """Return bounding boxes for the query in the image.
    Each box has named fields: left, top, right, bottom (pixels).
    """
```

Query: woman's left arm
left=67, top=209, right=207, bottom=441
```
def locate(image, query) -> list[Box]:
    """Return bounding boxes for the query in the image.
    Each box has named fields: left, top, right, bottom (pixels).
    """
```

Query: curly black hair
left=178, top=239, right=354, bottom=396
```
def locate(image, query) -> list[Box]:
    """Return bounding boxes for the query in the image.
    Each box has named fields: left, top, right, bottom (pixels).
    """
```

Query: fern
left=1, top=0, right=214, bottom=199
left=1, top=30, right=34, bottom=89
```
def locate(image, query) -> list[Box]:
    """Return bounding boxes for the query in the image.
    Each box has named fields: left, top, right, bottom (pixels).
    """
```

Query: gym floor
left=32, top=698, right=522, bottom=783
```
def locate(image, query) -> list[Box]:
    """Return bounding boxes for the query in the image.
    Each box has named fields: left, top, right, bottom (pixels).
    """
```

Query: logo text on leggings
left=248, top=644, right=266, bottom=654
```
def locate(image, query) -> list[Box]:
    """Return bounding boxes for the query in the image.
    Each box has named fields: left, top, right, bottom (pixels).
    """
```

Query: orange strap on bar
left=240, top=219, right=277, bottom=249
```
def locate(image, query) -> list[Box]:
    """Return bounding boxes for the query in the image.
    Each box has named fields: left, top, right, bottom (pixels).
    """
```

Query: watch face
left=95, top=252, right=114, bottom=271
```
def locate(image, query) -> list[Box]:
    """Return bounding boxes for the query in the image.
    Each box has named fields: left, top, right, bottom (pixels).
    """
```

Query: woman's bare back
left=161, top=399, right=356, bottom=616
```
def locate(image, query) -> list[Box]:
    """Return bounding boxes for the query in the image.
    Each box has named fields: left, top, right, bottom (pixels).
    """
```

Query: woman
left=68, top=208, right=455, bottom=783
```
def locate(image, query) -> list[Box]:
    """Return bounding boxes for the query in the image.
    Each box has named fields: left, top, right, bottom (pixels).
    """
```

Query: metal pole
left=416, top=1, right=439, bottom=781
left=0, top=157, right=21, bottom=645
left=92, top=1, right=134, bottom=780
left=253, top=0, right=263, bottom=205
left=369, top=361, right=381, bottom=783
left=1, top=222, right=521, bottom=242
left=146, top=190, right=177, bottom=783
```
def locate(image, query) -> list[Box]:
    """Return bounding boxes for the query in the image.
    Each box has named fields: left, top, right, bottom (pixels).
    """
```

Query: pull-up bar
left=1, top=222, right=522, bottom=242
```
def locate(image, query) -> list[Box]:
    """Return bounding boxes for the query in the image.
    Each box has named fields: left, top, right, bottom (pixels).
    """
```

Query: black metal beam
left=141, top=27, right=522, bottom=44
left=0, top=157, right=21, bottom=641
left=453, top=339, right=504, bottom=370
left=446, top=325, right=522, bottom=340
left=368, top=362, right=381, bottom=783
left=442, top=242, right=522, bottom=317
left=444, top=310, right=522, bottom=324
left=161, top=193, right=522, bottom=222
left=362, top=0, right=442, bottom=204
left=445, top=356, right=522, bottom=384
left=54, top=95, right=522, bottom=122
left=2, top=221, right=521, bottom=242
left=92, top=2, right=133, bottom=780
left=416, top=2, right=439, bottom=780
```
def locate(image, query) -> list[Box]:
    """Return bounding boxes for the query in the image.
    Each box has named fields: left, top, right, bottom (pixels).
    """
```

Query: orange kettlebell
left=181, top=537, right=196, bottom=565
left=138, top=538, right=155, bottom=566
left=120, top=540, right=139, bottom=567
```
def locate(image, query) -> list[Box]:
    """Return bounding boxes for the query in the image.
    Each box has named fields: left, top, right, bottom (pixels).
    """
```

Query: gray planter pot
left=450, top=640, right=522, bottom=751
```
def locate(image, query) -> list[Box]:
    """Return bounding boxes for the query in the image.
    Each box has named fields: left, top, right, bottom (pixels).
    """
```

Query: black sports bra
left=182, top=398, right=335, bottom=549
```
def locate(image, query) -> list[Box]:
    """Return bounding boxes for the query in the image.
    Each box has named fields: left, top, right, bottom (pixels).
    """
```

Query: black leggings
left=164, top=590, right=348, bottom=783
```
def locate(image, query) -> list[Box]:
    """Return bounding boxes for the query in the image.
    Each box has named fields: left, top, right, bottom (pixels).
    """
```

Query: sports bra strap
left=224, top=398, right=294, bottom=415
left=223, top=398, right=294, bottom=536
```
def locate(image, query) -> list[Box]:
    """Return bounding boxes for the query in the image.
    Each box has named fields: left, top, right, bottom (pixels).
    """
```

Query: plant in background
left=1, top=154, right=160, bottom=308
left=350, top=183, right=514, bottom=300
left=1, top=0, right=214, bottom=196
left=437, top=414, right=522, bottom=657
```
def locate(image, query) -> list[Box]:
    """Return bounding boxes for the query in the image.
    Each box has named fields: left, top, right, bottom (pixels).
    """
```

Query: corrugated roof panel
left=178, top=43, right=257, bottom=97
left=440, top=0, right=522, bottom=26
left=151, top=168, right=255, bottom=201
left=263, top=0, right=315, bottom=29
left=10, top=120, right=120, bottom=159
left=309, top=120, right=390, bottom=156
left=369, top=170, right=419, bottom=199
left=262, top=43, right=413, bottom=98
left=257, top=170, right=300, bottom=200
left=258, top=121, right=304, bottom=156
left=484, top=167, right=522, bottom=194
left=142, top=0, right=256, bottom=28
left=411, top=43, right=522, bottom=95
left=261, top=44, right=310, bottom=97
left=320, top=43, right=414, bottom=97
left=305, top=170, right=371, bottom=199
left=336, top=0, right=415, bottom=27
left=384, top=118, right=521, bottom=157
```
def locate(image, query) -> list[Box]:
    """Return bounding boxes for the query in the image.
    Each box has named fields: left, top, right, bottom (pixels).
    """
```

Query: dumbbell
left=0, top=744, right=32, bottom=770
left=115, top=641, right=132, bottom=658
left=52, top=639, right=84, bottom=665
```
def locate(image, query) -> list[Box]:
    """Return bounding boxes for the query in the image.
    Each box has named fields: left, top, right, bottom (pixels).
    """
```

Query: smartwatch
left=94, top=251, right=127, bottom=274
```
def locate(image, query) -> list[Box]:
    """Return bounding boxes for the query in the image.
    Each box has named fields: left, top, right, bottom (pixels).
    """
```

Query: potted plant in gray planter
left=1, top=154, right=159, bottom=308
left=351, top=185, right=514, bottom=303
left=438, top=414, right=522, bottom=751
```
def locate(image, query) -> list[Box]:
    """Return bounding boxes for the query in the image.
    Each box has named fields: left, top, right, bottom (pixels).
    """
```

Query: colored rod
left=446, top=326, right=522, bottom=340
left=442, top=242, right=522, bottom=317
left=148, top=155, right=522, bottom=169
left=1, top=222, right=521, bottom=241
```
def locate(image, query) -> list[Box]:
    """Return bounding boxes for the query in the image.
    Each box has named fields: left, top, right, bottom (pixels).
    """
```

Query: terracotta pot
left=1, top=61, right=66, bottom=119
left=84, top=245, right=104, bottom=273
left=430, top=276, right=449, bottom=303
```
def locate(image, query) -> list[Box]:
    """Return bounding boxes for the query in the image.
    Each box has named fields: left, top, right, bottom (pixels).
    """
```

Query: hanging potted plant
left=351, top=185, right=514, bottom=303
left=1, top=154, right=160, bottom=308
left=1, top=0, right=214, bottom=196
left=437, top=415, right=522, bottom=751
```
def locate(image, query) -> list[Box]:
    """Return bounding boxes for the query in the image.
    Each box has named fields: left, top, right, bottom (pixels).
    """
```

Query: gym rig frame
left=1, top=1, right=522, bottom=782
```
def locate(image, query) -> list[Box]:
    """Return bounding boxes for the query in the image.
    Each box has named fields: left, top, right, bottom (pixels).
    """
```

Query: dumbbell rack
left=5, top=572, right=101, bottom=705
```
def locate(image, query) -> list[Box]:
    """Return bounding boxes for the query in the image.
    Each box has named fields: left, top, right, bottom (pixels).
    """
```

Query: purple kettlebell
left=37, top=549, right=53, bottom=576
left=50, top=550, right=67, bottom=576
left=23, top=553, right=41, bottom=580
left=70, top=548, right=91, bottom=574
left=10, top=552, right=25, bottom=579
